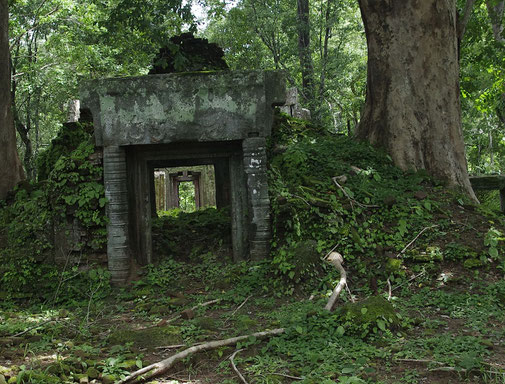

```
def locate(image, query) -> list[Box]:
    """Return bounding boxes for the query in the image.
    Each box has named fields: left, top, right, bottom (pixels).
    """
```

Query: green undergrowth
left=267, top=113, right=505, bottom=293
left=0, top=122, right=107, bottom=294
left=152, top=207, right=232, bottom=261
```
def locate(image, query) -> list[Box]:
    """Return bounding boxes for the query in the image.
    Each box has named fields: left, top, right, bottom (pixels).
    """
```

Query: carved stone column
left=103, top=146, right=130, bottom=283
left=242, top=137, right=271, bottom=260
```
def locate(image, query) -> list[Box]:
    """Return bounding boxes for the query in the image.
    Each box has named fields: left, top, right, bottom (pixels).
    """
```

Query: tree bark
left=486, top=0, right=505, bottom=43
left=296, top=0, right=315, bottom=106
left=356, top=0, right=477, bottom=201
left=0, top=0, right=24, bottom=200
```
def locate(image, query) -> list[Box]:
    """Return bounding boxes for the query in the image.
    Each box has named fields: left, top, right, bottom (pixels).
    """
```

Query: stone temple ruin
left=80, top=71, right=285, bottom=283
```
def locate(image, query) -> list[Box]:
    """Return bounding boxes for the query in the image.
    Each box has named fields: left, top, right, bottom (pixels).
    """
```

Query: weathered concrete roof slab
left=80, top=70, right=285, bottom=147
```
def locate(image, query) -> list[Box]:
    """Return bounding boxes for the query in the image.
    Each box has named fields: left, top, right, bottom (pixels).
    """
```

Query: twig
left=387, top=279, right=392, bottom=301
left=117, top=328, right=285, bottom=384
left=230, top=349, right=249, bottom=384
left=391, top=270, right=426, bottom=292
left=345, top=283, right=356, bottom=303
left=331, top=177, right=379, bottom=210
left=12, top=319, right=54, bottom=337
left=191, top=299, right=220, bottom=311
left=163, top=298, right=221, bottom=324
left=230, top=295, right=252, bottom=318
left=395, top=358, right=444, bottom=365
left=155, top=341, right=205, bottom=350
left=155, top=344, right=185, bottom=350
left=323, top=244, right=339, bottom=260
left=325, top=252, right=347, bottom=311
left=396, top=225, right=439, bottom=258
left=269, top=372, right=303, bottom=380
left=291, top=194, right=311, bottom=207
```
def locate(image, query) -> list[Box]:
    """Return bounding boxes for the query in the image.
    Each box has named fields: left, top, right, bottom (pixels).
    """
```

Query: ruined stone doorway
left=81, top=70, right=285, bottom=283
left=154, top=165, right=217, bottom=213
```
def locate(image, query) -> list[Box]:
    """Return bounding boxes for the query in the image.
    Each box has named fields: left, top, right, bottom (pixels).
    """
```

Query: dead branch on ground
left=229, top=349, right=249, bottom=384
left=396, top=225, right=439, bottom=258
left=331, top=177, right=379, bottom=210
left=117, top=328, right=285, bottom=384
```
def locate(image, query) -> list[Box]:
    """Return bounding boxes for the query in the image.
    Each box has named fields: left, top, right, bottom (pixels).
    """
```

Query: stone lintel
left=80, top=71, right=286, bottom=147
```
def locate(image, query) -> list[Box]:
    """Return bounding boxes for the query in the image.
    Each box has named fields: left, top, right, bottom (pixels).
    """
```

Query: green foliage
left=205, top=0, right=366, bottom=128
left=152, top=207, right=231, bottom=260
left=0, top=122, right=106, bottom=294
left=0, top=186, right=53, bottom=292
left=268, top=113, right=437, bottom=288
left=178, top=181, right=197, bottom=212
left=36, top=123, right=94, bottom=181
left=47, top=137, right=107, bottom=234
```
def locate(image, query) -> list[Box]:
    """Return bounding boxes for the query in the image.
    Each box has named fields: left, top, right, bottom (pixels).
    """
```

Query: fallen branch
left=164, top=299, right=221, bottom=324
left=269, top=372, right=303, bottom=380
left=229, top=295, right=252, bottom=318
left=396, top=225, right=439, bottom=258
left=324, top=252, right=347, bottom=311
left=332, top=177, right=379, bottom=210
left=12, top=319, right=55, bottom=338
left=391, top=270, right=426, bottom=292
left=230, top=349, right=248, bottom=384
left=117, top=328, right=285, bottom=384
left=395, top=358, right=444, bottom=365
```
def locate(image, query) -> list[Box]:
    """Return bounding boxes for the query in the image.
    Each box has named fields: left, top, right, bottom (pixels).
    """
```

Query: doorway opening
left=153, top=165, right=217, bottom=214
left=151, top=161, right=232, bottom=262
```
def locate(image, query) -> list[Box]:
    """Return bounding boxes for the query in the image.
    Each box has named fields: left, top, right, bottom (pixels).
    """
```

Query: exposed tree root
left=117, top=328, right=285, bottom=384
left=324, top=252, right=347, bottom=311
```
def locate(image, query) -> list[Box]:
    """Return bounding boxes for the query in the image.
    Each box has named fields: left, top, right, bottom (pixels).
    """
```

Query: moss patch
left=338, top=296, right=400, bottom=327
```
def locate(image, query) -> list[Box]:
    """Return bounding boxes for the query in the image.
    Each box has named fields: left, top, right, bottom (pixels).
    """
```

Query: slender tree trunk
left=319, top=0, right=333, bottom=100
left=0, top=0, right=24, bottom=200
left=486, top=0, right=505, bottom=43
left=356, top=0, right=477, bottom=201
left=296, top=0, right=315, bottom=106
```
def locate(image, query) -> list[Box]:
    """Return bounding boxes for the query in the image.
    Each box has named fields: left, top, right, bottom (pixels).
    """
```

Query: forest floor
left=1, top=236, right=505, bottom=384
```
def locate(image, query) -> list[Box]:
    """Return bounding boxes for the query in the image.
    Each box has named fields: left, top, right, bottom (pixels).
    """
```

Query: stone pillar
left=230, top=154, right=248, bottom=261
left=103, top=146, right=130, bottom=283
left=242, top=137, right=271, bottom=260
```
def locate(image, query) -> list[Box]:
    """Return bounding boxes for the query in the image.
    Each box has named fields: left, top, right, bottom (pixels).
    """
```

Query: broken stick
left=117, top=328, right=285, bottom=384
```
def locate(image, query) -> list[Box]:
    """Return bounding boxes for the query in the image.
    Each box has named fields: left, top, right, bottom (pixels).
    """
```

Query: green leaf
left=377, top=319, right=386, bottom=331
left=489, top=247, right=499, bottom=259
left=360, top=307, right=368, bottom=315
left=336, top=326, right=345, bottom=336
left=295, top=325, right=303, bottom=334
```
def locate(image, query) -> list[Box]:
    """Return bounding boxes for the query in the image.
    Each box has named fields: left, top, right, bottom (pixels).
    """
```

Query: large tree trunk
left=356, top=0, right=476, bottom=201
left=0, top=0, right=24, bottom=200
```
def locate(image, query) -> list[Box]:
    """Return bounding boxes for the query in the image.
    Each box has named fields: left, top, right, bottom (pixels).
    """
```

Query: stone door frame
left=81, top=70, right=285, bottom=283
